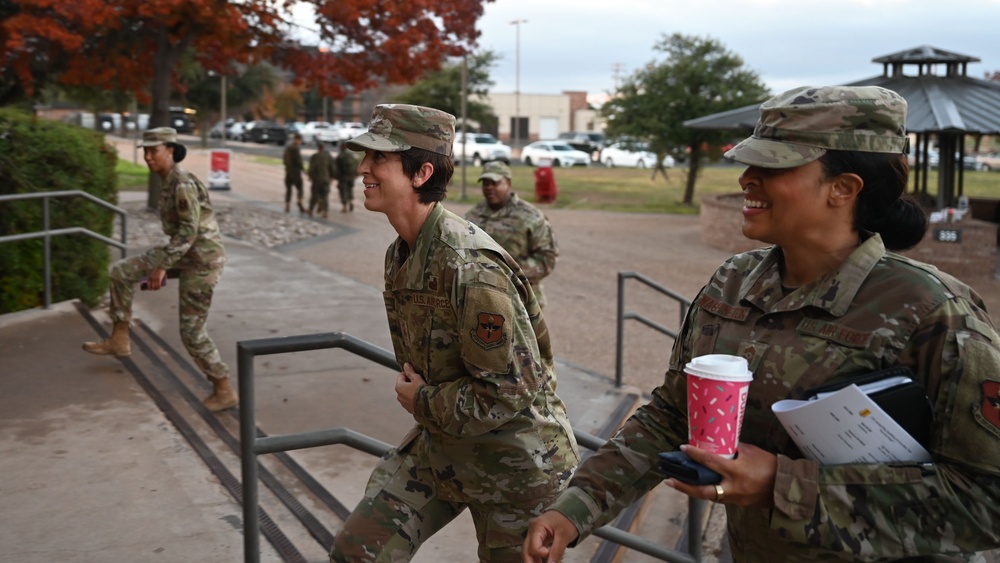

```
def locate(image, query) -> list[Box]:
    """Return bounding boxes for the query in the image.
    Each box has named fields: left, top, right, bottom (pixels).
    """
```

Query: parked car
left=520, top=141, right=591, bottom=167
left=453, top=132, right=512, bottom=165
left=336, top=121, right=366, bottom=141
left=975, top=152, right=1000, bottom=172
left=558, top=131, right=606, bottom=160
left=243, top=120, right=287, bottom=145
left=226, top=122, right=247, bottom=140
left=315, top=122, right=342, bottom=143
left=209, top=119, right=235, bottom=139
left=600, top=141, right=674, bottom=168
left=169, top=107, right=196, bottom=133
left=300, top=121, right=333, bottom=143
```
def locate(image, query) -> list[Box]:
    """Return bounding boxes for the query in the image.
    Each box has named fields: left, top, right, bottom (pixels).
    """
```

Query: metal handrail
left=0, top=190, right=128, bottom=308
left=615, top=271, right=693, bottom=387
left=238, top=331, right=700, bottom=563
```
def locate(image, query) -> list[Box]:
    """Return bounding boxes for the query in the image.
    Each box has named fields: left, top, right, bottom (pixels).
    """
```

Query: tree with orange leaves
left=1, top=0, right=492, bottom=206
left=3, top=0, right=490, bottom=120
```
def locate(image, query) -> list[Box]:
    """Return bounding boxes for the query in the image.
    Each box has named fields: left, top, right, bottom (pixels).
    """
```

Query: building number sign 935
left=934, top=228, right=962, bottom=243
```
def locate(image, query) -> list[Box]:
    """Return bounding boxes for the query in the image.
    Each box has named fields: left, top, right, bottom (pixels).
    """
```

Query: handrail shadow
left=238, top=331, right=701, bottom=563
left=0, top=190, right=128, bottom=308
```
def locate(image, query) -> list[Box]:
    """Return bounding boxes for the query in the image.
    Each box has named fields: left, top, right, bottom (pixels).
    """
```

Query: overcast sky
left=473, top=0, right=1000, bottom=103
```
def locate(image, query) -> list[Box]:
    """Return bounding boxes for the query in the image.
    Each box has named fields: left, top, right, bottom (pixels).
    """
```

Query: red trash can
left=534, top=158, right=557, bottom=203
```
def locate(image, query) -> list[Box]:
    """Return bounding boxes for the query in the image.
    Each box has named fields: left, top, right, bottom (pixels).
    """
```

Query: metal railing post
left=239, top=344, right=260, bottom=563
left=0, top=190, right=128, bottom=309
left=43, top=197, right=52, bottom=309
left=236, top=331, right=699, bottom=562
left=616, top=271, right=626, bottom=387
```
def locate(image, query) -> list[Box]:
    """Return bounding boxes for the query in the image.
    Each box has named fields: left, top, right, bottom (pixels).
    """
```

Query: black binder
left=804, top=366, right=934, bottom=448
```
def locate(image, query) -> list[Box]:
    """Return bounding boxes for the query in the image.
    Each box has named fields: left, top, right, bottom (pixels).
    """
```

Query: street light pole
left=510, top=18, right=527, bottom=154
left=220, top=75, right=227, bottom=149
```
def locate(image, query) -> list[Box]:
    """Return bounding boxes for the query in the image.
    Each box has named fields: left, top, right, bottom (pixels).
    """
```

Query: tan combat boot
left=82, top=321, right=131, bottom=357
left=203, top=376, right=238, bottom=412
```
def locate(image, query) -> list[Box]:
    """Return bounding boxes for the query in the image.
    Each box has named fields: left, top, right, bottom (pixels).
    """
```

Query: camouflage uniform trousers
left=285, top=174, right=303, bottom=204
left=107, top=254, right=229, bottom=379
left=336, top=179, right=354, bottom=206
left=330, top=446, right=561, bottom=563
left=310, top=180, right=331, bottom=215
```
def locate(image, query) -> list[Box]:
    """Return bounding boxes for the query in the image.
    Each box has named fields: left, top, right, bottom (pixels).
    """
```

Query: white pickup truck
left=453, top=132, right=512, bottom=166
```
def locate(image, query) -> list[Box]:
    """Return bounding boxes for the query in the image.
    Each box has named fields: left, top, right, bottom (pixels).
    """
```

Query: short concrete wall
left=699, top=193, right=999, bottom=281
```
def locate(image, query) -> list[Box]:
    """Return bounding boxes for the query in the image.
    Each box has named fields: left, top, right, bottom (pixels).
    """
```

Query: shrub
left=0, top=108, right=119, bottom=313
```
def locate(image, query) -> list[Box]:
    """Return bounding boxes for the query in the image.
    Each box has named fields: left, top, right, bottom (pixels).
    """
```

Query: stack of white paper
left=771, top=384, right=932, bottom=465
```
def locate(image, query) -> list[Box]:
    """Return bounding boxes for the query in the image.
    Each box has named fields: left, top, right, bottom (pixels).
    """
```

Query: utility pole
left=510, top=18, right=527, bottom=154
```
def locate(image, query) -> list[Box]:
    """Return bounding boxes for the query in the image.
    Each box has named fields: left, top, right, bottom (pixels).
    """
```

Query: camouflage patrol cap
left=346, top=104, right=455, bottom=156
left=478, top=161, right=512, bottom=183
left=139, top=127, right=179, bottom=147
left=724, top=85, right=908, bottom=169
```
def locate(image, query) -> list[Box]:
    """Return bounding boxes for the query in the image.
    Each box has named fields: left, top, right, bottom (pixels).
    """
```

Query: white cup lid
left=684, top=354, right=753, bottom=382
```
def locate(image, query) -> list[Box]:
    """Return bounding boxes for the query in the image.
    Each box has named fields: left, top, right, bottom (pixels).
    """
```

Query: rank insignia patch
left=473, top=312, right=506, bottom=349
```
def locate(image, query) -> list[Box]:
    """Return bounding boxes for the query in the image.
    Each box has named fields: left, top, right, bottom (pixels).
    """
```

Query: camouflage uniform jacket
left=283, top=143, right=303, bottom=181
left=383, top=203, right=579, bottom=504
left=464, top=193, right=558, bottom=306
left=335, top=149, right=357, bottom=185
left=307, top=149, right=336, bottom=184
left=146, top=166, right=226, bottom=270
left=547, top=233, right=1000, bottom=562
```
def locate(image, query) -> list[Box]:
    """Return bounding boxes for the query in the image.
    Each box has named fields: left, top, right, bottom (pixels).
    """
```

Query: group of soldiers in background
left=282, top=134, right=358, bottom=218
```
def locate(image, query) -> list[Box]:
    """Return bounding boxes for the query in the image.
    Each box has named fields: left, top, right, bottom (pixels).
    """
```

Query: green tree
left=392, top=51, right=500, bottom=133
left=179, top=60, right=280, bottom=146
left=601, top=33, right=769, bottom=204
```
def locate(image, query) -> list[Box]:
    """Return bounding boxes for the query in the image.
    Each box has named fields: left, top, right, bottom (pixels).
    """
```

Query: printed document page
left=771, top=384, right=932, bottom=465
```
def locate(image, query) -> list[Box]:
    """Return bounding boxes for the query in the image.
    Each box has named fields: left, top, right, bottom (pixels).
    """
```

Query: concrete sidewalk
left=0, top=146, right=657, bottom=561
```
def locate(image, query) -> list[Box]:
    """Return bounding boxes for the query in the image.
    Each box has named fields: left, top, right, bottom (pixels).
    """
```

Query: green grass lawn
left=454, top=163, right=1000, bottom=214
left=116, top=158, right=150, bottom=191
left=117, top=154, right=1000, bottom=212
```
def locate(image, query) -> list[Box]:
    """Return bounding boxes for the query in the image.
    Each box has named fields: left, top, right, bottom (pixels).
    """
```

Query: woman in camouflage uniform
left=82, top=127, right=236, bottom=413
left=526, top=86, right=1000, bottom=562
left=329, top=104, right=578, bottom=562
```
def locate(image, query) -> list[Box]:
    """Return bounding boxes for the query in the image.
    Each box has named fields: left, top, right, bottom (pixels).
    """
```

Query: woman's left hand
left=665, top=443, right=777, bottom=508
left=394, top=362, right=426, bottom=415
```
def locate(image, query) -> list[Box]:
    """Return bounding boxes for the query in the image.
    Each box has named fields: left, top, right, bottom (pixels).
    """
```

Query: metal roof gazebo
left=684, top=46, right=1000, bottom=209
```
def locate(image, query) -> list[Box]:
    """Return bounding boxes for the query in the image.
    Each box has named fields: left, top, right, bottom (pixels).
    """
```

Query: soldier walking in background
left=282, top=132, right=305, bottom=214
left=82, top=127, right=237, bottom=413
left=307, top=138, right=336, bottom=218
left=330, top=104, right=579, bottom=562
left=334, top=140, right=357, bottom=213
left=464, top=161, right=558, bottom=308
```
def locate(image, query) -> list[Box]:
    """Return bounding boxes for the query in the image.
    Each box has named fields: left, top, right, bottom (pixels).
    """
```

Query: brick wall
left=700, top=193, right=999, bottom=281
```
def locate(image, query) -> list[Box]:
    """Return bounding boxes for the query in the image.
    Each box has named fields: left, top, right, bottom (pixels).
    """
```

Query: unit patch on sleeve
left=978, top=380, right=1000, bottom=438
left=461, top=285, right=515, bottom=374
left=474, top=312, right=507, bottom=349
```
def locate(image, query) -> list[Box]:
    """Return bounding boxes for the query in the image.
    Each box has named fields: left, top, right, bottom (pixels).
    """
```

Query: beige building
left=486, top=91, right=605, bottom=147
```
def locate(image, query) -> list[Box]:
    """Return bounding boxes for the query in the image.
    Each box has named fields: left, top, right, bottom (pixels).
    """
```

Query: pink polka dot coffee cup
left=685, top=354, right=754, bottom=459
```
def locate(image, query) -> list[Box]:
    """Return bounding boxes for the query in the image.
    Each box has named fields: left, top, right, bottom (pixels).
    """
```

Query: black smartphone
left=658, top=451, right=722, bottom=485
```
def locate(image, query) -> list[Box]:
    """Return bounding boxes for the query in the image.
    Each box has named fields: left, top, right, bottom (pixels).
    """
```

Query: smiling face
left=357, top=149, right=414, bottom=215
left=143, top=144, right=174, bottom=177
left=738, top=160, right=838, bottom=247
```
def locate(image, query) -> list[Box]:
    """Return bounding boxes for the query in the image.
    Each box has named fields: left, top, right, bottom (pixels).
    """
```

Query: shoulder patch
left=461, top=286, right=514, bottom=374
left=977, top=380, right=1000, bottom=439
left=473, top=312, right=507, bottom=349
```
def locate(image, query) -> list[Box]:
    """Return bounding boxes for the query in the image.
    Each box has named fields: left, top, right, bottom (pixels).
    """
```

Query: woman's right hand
left=147, top=268, right=167, bottom=291
left=523, top=510, right=578, bottom=562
